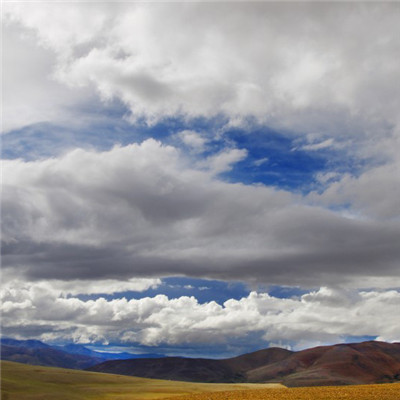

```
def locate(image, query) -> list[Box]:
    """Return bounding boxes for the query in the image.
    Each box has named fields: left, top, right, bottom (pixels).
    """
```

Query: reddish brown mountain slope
left=246, top=341, right=400, bottom=386
left=87, top=347, right=293, bottom=383
left=87, top=341, right=400, bottom=387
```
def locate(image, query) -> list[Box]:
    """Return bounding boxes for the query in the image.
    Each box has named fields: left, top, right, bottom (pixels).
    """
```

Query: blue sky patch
left=75, top=277, right=251, bottom=305
left=3, top=113, right=367, bottom=197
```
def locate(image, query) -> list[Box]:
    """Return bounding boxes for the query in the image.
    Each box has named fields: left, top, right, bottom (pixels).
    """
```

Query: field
left=1, top=361, right=399, bottom=400
left=164, top=383, right=400, bottom=400
left=0, top=361, right=281, bottom=400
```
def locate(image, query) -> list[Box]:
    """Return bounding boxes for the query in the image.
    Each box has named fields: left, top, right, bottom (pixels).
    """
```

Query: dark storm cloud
left=2, top=141, right=399, bottom=288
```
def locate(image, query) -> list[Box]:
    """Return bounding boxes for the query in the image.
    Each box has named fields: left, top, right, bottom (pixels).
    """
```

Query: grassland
left=2, top=360, right=399, bottom=400
left=164, top=382, right=400, bottom=400
left=0, top=361, right=282, bottom=400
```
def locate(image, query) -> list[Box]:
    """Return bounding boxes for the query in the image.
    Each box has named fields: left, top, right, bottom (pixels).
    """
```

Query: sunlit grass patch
left=164, top=382, right=400, bottom=400
left=0, top=361, right=283, bottom=400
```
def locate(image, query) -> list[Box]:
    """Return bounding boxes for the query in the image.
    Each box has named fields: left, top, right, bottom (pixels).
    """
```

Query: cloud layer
left=3, top=140, right=400, bottom=288
left=4, top=2, right=400, bottom=134
left=2, top=2, right=400, bottom=352
left=2, top=280, right=399, bottom=352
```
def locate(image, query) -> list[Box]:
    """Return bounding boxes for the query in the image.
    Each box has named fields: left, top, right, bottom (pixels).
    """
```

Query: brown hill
left=247, top=341, right=400, bottom=387
left=226, top=347, right=293, bottom=372
left=87, top=341, right=400, bottom=387
left=87, top=347, right=292, bottom=383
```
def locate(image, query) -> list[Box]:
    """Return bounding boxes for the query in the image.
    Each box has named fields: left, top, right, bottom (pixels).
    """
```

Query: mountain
left=56, top=343, right=164, bottom=360
left=0, top=338, right=103, bottom=369
left=0, top=344, right=104, bottom=369
left=0, top=338, right=50, bottom=349
left=55, top=343, right=101, bottom=357
left=98, top=352, right=166, bottom=360
left=87, top=347, right=293, bottom=383
left=247, top=341, right=400, bottom=387
left=87, top=341, right=400, bottom=387
left=0, top=338, right=165, bottom=369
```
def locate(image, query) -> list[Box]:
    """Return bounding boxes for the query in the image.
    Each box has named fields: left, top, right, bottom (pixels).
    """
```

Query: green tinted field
left=0, top=361, right=282, bottom=400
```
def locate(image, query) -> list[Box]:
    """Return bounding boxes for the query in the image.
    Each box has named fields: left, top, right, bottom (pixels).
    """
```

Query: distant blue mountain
left=0, top=339, right=103, bottom=370
left=1, top=338, right=50, bottom=349
left=54, top=343, right=161, bottom=360
left=98, top=352, right=166, bottom=360
left=54, top=343, right=104, bottom=358
left=0, top=338, right=166, bottom=369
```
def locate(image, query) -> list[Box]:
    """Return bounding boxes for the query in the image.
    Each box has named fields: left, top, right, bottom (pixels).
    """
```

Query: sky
left=1, top=1, right=400, bottom=358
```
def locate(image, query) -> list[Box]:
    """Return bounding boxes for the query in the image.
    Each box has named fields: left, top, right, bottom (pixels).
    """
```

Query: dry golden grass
left=0, top=361, right=282, bottom=400
left=165, top=382, right=400, bottom=400
left=3, top=360, right=399, bottom=400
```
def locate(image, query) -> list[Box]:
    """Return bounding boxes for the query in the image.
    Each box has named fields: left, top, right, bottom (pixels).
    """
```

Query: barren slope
left=88, top=341, right=400, bottom=387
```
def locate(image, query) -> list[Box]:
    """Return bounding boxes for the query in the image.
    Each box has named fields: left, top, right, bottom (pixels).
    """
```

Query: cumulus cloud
left=1, top=281, right=399, bottom=350
left=4, top=3, right=399, bottom=210
left=4, top=2, right=399, bottom=135
left=4, top=2, right=399, bottom=220
left=2, top=17, right=98, bottom=133
left=2, top=278, right=160, bottom=297
left=2, top=140, right=400, bottom=288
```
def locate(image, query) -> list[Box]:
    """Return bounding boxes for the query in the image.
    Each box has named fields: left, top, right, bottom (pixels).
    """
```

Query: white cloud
left=1, top=281, right=399, bottom=349
left=4, top=2, right=399, bottom=224
left=201, top=148, right=248, bottom=175
left=301, top=138, right=335, bottom=151
left=2, top=21, right=97, bottom=133
left=50, top=279, right=160, bottom=296
left=4, top=2, right=399, bottom=139
left=315, top=171, right=341, bottom=184
left=178, top=130, right=208, bottom=153
left=309, top=160, right=400, bottom=219
left=253, top=157, right=269, bottom=167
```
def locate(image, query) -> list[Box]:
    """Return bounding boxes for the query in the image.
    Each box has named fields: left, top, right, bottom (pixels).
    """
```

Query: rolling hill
left=88, top=341, right=400, bottom=387
left=87, top=347, right=292, bottom=383
left=0, top=361, right=282, bottom=400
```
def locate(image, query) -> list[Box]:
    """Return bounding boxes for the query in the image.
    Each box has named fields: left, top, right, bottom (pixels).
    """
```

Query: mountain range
left=2, top=338, right=400, bottom=387
left=0, top=338, right=164, bottom=369
left=87, top=341, right=400, bottom=387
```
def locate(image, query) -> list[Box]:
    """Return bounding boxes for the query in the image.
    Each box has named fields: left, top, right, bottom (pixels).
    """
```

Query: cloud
left=253, top=157, right=269, bottom=167
left=4, top=2, right=399, bottom=213
left=2, top=17, right=97, bottom=133
left=22, top=279, right=160, bottom=297
left=4, top=2, right=399, bottom=137
left=309, top=160, right=400, bottom=219
left=2, top=140, right=400, bottom=288
left=2, top=2, right=400, bottom=352
left=178, top=130, right=208, bottom=153
left=1, top=281, right=399, bottom=350
left=300, top=138, right=335, bottom=151
left=315, top=171, right=341, bottom=184
left=201, top=148, right=248, bottom=175
left=5, top=3, right=399, bottom=214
